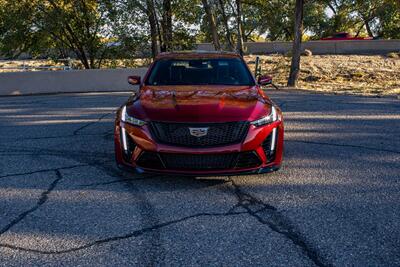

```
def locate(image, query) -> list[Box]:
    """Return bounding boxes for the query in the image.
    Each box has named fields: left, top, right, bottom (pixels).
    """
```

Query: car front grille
left=149, top=121, right=249, bottom=147
left=161, top=153, right=238, bottom=170
left=136, top=151, right=261, bottom=171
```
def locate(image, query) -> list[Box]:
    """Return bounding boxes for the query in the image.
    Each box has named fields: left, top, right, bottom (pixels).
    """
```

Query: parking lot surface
left=0, top=90, right=399, bottom=266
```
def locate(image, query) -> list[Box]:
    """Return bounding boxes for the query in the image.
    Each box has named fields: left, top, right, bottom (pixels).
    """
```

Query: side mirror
left=258, top=75, right=273, bottom=86
left=128, top=75, right=141, bottom=85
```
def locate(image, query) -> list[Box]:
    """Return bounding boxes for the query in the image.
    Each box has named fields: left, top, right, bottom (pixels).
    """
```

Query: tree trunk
left=235, top=0, right=244, bottom=56
left=287, top=0, right=304, bottom=87
left=355, top=22, right=365, bottom=37
left=202, top=0, right=221, bottom=51
left=161, top=0, right=173, bottom=51
left=75, top=49, right=90, bottom=69
left=364, top=19, right=374, bottom=37
left=155, top=13, right=164, bottom=52
left=146, top=0, right=158, bottom=58
left=218, top=0, right=234, bottom=51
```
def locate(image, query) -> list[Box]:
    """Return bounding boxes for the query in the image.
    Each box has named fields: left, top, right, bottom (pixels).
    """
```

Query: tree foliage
left=1, top=0, right=399, bottom=68
left=0, top=0, right=116, bottom=68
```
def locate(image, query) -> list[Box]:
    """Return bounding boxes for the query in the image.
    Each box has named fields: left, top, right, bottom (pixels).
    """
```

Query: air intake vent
left=137, top=152, right=165, bottom=169
left=262, top=129, right=278, bottom=163
left=235, top=152, right=262, bottom=169
left=121, top=130, right=136, bottom=162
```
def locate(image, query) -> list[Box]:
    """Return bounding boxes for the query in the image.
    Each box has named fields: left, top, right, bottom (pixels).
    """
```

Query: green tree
left=319, top=0, right=353, bottom=36
left=0, top=0, right=51, bottom=58
left=0, top=0, right=115, bottom=68
left=2, top=0, right=399, bottom=67
left=375, top=0, right=400, bottom=39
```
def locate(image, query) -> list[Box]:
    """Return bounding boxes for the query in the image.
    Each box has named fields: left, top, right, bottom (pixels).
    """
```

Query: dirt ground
left=1, top=55, right=399, bottom=97
left=245, top=54, right=400, bottom=97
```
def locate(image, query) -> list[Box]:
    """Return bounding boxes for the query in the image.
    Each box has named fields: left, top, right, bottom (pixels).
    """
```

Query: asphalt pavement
left=0, top=90, right=399, bottom=266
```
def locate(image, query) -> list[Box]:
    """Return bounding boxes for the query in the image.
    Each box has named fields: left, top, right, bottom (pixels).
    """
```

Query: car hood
left=126, top=85, right=272, bottom=123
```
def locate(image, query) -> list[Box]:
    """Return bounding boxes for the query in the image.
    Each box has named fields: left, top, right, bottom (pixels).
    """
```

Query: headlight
left=121, top=105, right=146, bottom=126
left=251, top=106, right=278, bottom=127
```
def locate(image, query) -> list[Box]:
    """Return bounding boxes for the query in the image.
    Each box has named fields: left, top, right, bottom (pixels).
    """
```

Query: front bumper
left=117, top=163, right=281, bottom=176
left=114, top=120, right=284, bottom=176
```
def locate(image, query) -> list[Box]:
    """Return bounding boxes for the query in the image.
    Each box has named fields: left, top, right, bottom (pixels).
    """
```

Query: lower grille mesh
left=136, top=151, right=262, bottom=171
left=161, top=153, right=238, bottom=170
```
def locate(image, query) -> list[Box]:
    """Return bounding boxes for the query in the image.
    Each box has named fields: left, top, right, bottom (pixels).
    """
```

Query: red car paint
left=114, top=51, right=284, bottom=175
left=320, top=32, right=373, bottom=41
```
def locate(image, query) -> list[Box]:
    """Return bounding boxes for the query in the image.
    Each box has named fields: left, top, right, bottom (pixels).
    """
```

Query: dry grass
left=245, top=54, right=400, bottom=97
left=0, top=59, right=68, bottom=72
left=0, top=58, right=151, bottom=72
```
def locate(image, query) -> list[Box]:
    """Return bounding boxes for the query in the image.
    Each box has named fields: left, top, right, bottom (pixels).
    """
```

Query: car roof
left=155, top=51, right=242, bottom=60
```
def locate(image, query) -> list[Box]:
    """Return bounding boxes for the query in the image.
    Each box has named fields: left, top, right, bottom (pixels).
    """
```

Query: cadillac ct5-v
left=114, top=51, right=284, bottom=175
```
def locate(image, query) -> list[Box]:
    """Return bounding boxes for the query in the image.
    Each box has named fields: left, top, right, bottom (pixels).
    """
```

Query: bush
left=301, top=49, right=313, bottom=56
left=304, top=75, right=321, bottom=82
left=387, top=52, right=399, bottom=58
left=285, top=49, right=312, bottom=57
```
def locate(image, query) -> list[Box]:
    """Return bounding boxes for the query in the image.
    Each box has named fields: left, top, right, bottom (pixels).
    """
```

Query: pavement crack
left=228, top=177, right=330, bottom=267
left=276, top=100, right=287, bottom=109
left=78, top=175, right=161, bottom=187
left=0, top=170, right=63, bottom=236
left=0, top=164, right=87, bottom=179
left=0, top=210, right=249, bottom=255
left=73, top=112, right=113, bottom=135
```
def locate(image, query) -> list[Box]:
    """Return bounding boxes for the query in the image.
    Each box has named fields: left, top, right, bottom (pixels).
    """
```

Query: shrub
left=301, top=49, right=313, bottom=56
left=387, top=52, right=399, bottom=58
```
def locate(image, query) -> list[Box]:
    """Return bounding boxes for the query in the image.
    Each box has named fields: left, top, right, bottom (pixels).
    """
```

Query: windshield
left=146, top=58, right=255, bottom=86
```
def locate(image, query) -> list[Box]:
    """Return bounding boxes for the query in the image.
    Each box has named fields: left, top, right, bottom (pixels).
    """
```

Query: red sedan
left=114, top=51, right=284, bottom=175
left=320, top=32, right=373, bottom=41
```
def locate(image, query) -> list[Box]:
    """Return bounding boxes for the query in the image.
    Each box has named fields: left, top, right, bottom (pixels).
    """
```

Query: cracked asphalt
left=0, top=90, right=399, bottom=266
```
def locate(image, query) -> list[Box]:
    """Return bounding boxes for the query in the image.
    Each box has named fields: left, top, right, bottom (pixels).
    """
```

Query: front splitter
left=117, top=163, right=281, bottom=177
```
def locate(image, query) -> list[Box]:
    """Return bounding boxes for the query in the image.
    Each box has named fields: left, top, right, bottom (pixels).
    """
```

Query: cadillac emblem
left=189, top=127, right=209, bottom=137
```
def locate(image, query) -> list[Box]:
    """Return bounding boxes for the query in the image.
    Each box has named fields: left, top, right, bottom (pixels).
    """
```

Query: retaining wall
left=0, top=68, right=148, bottom=96
left=196, top=40, right=400, bottom=55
